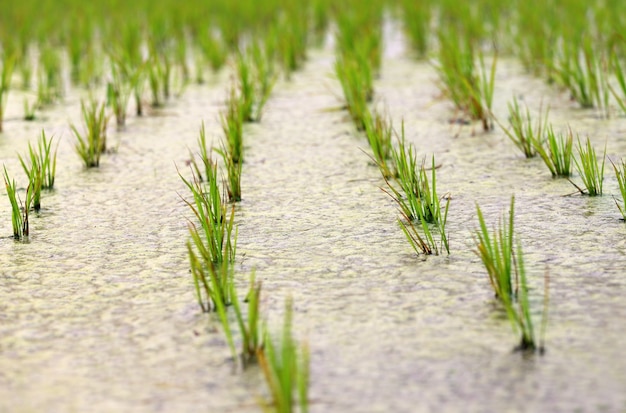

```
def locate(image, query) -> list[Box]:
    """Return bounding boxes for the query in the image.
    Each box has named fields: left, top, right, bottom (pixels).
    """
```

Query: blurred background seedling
left=572, top=137, right=605, bottom=196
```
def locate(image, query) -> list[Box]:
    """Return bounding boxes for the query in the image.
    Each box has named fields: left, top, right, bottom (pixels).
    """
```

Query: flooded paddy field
left=1, top=16, right=626, bottom=413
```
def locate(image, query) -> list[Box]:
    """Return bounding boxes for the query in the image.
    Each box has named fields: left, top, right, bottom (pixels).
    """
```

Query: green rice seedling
left=0, top=53, right=15, bottom=133
left=18, top=130, right=57, bottom=190
left=37, top=46, right=62, bottom=106
left=147, top=53, right=171, bottom=108
left=106, top=57, right=133, bottom=127
left=400, top=0, right=432, bottom=58
left=72, top=100, right=108, bottom=168
left=196, top=31, right=228, bottom=82
left=3, top=166, right=27, bottom=239
left=474, top=196, right=516, bottom=301
left=533, top=125, right=573, bottom=178
left=363, top=110, right=394, bottom=178
left=236, top=51, right=255, bottom=122
left=220, top=87, right=244, bottom=165
left=178, top=167, right=236, bottom=266
left=497, top=97, right=549, bottom=158
left=215, top=143, right=243, bottom=203
left=23, top=97, right=36, bottom=121
left=231, top=271, right=263, bottom=367
left=258, top=298, right=309, bottom=413
left=552, top=36, right=609, bottom=113
left=502, top=243, right=538, bottom=352
left=611, top=158, right=626, bottom=219
left=335, top=53, right=372, bottom=131
left=608, top=41, right=626, bottom=115
left=250, top=41, right=277, bottom=122
left=573, top=137, right=605, bottom=196
left=435, top=30, right=496, bottom=131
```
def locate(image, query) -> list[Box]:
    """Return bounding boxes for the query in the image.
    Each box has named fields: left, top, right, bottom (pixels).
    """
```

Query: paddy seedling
left=534, top=125, right=573, bottom=178
left=335, top=52, right=372, bottom=131
left=3, top=166, right=27, bottom=239
left=250, top=41, right=277, bottom=122
left=498, top=97, right=549, bottom=158
left=231, top=271, right=263, bottom=367
left=236, top=51, right=255, bottom=122
left=216, top=143, right=243, bottom=203
left=37, top=46, right=63, bottom=106
left=573, top=137, right=605, bottom=196
left=72, top=100, right=109, bottom=168
left=220, top=87, right=244, bottom=165
left=196, top=31, right=228, bottom=82
left=18, top=131, right=58, bottom=192
left=610, top=158, right=626, bottom=219
left=0, top=52, right=15, bottom=132
left=363, top=110, right=394, bottom=178
left=400, top=0, right=432, bottom=58
left=106, top=57, right=133, bottom=127
left=258, top=299, right=309, bottom=413
left=474, top=196, right=517, bottom=301
left=435, top=30, right=496, bottom=131
left=23, top=98, right=36, bottom=121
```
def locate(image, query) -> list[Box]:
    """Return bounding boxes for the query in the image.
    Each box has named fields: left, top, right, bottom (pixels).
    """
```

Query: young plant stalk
left=3, top=166, right=28, bottom=239
left=72, top=100, right=108, bottom=168
left=363, top=110, right=394, bottom=178
left=611, top=158, right=626, bottom=219
left=257, top=298, right=309, bottom=413
left=497, top=98, right=549, bottom=158
left=18, top=130, right=57, bottom=190
left=534, top=126, right=573, bottom=177
left=0, top=53, right=15, bottom=132
left=231, top=271, right=263, bottom=367
left=573, top=138, right=605, bottom=196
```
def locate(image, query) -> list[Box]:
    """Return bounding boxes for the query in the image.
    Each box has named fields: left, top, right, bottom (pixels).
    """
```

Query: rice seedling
left=231, top=271, right=263, bottom=367
left=220, top=87, right=244, bottom=165
left=608, top=40, right=626, bottom=115
left=434, top=29, right=496, bottom=131
left=335, top=53, right=372, bottom=131
left=0, top=52, right=15, bottom=133
left=572, top=137, right=605, bottom=196
left=400, top=0, right=432, bottom=58
left=533, top=125, right=573, bottom=178
left=106, top=57, right=133, bottom=127
left=23, top=97, right=36, bottom=121
left=551, top=36, right=609, bottom=113
left=18, top=130, right=57, bottom=190
left=196, top=31, right=228, bottom=83
left=250, top=41, right=277, bottom=122
left=147, top=53, right=171, bottom=108
left=497, top=97, right=549, bottom=158
left=215, top=143, right=243, bottom=203
left=258, top=298, right=309, bottom=413
left=610, top=158, right=626, bottom=219
left=37, top=46, right=63, bottom=106
left=235, top=51, right=255, bottom=123
left=474, top=196, right=516, bottom=301
left=502, top=243, right=540, bottom=352
left=3, top=166, right=28, bottom=239
left=178, top=166, right=236, bottom=266
left=72, top=100, right=109, bottom=168
left=384, top=133, right=450, bottom=255
left=363, top=110, right=394, bottom=178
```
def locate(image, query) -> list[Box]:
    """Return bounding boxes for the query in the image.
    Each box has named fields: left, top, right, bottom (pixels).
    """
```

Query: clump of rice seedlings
left=474, top=196, right=517, bottom=301
left=572, top=137, right=605, bottom=196
left=231, top=271, right=263, bottom=367
left=400, top=0, right=432, bottom=58
left=147, top=53, right=171, bottom=108
left=37, top=46, right=63, bottom=106
left=3, top=166, right=28, bottom=239
left=363, top=110, right=394, bottom=178
left=235, top=51, right=255, bottom=122
left=335, top=52, right=372, bottom=131
left=503, top=243, right=541, bottom=352
left=497, top=97, right=549, bottom=158
left=384, top=132, right=450, bottom=256
left=0, top=52, right=15, bottom=133
left=220, top=87, right=244, bottom=165
left=196, top=31, right=228, bottom=83
left=106, top=57, right=133, bottom=127
left=72, top=100, right=109, bottom=168
left=18, top=130, right=57, bottom=190
left=273, top=8, right=309, bottom=78
left=249, top=41, right=277, bottom=122
left=217, top=146, right=242, bottom=203
left=23, top=97, right=36, bottom=121
left=435, top=29, right=496, bottom=131
left=551, top=36, right=609, bottom=114
left=533, top=125, right=573, bottom=178
left=258, top=298, right=309, bottom=413
left=180, top=163, right=237, bottom=313
left=610, top=158, right=626, bottom=219
left=608, top=41, right=626, bottom=116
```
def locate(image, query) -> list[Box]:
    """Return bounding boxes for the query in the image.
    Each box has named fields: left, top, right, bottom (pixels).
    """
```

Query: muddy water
left=1, top=33, right=626, bottom=413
